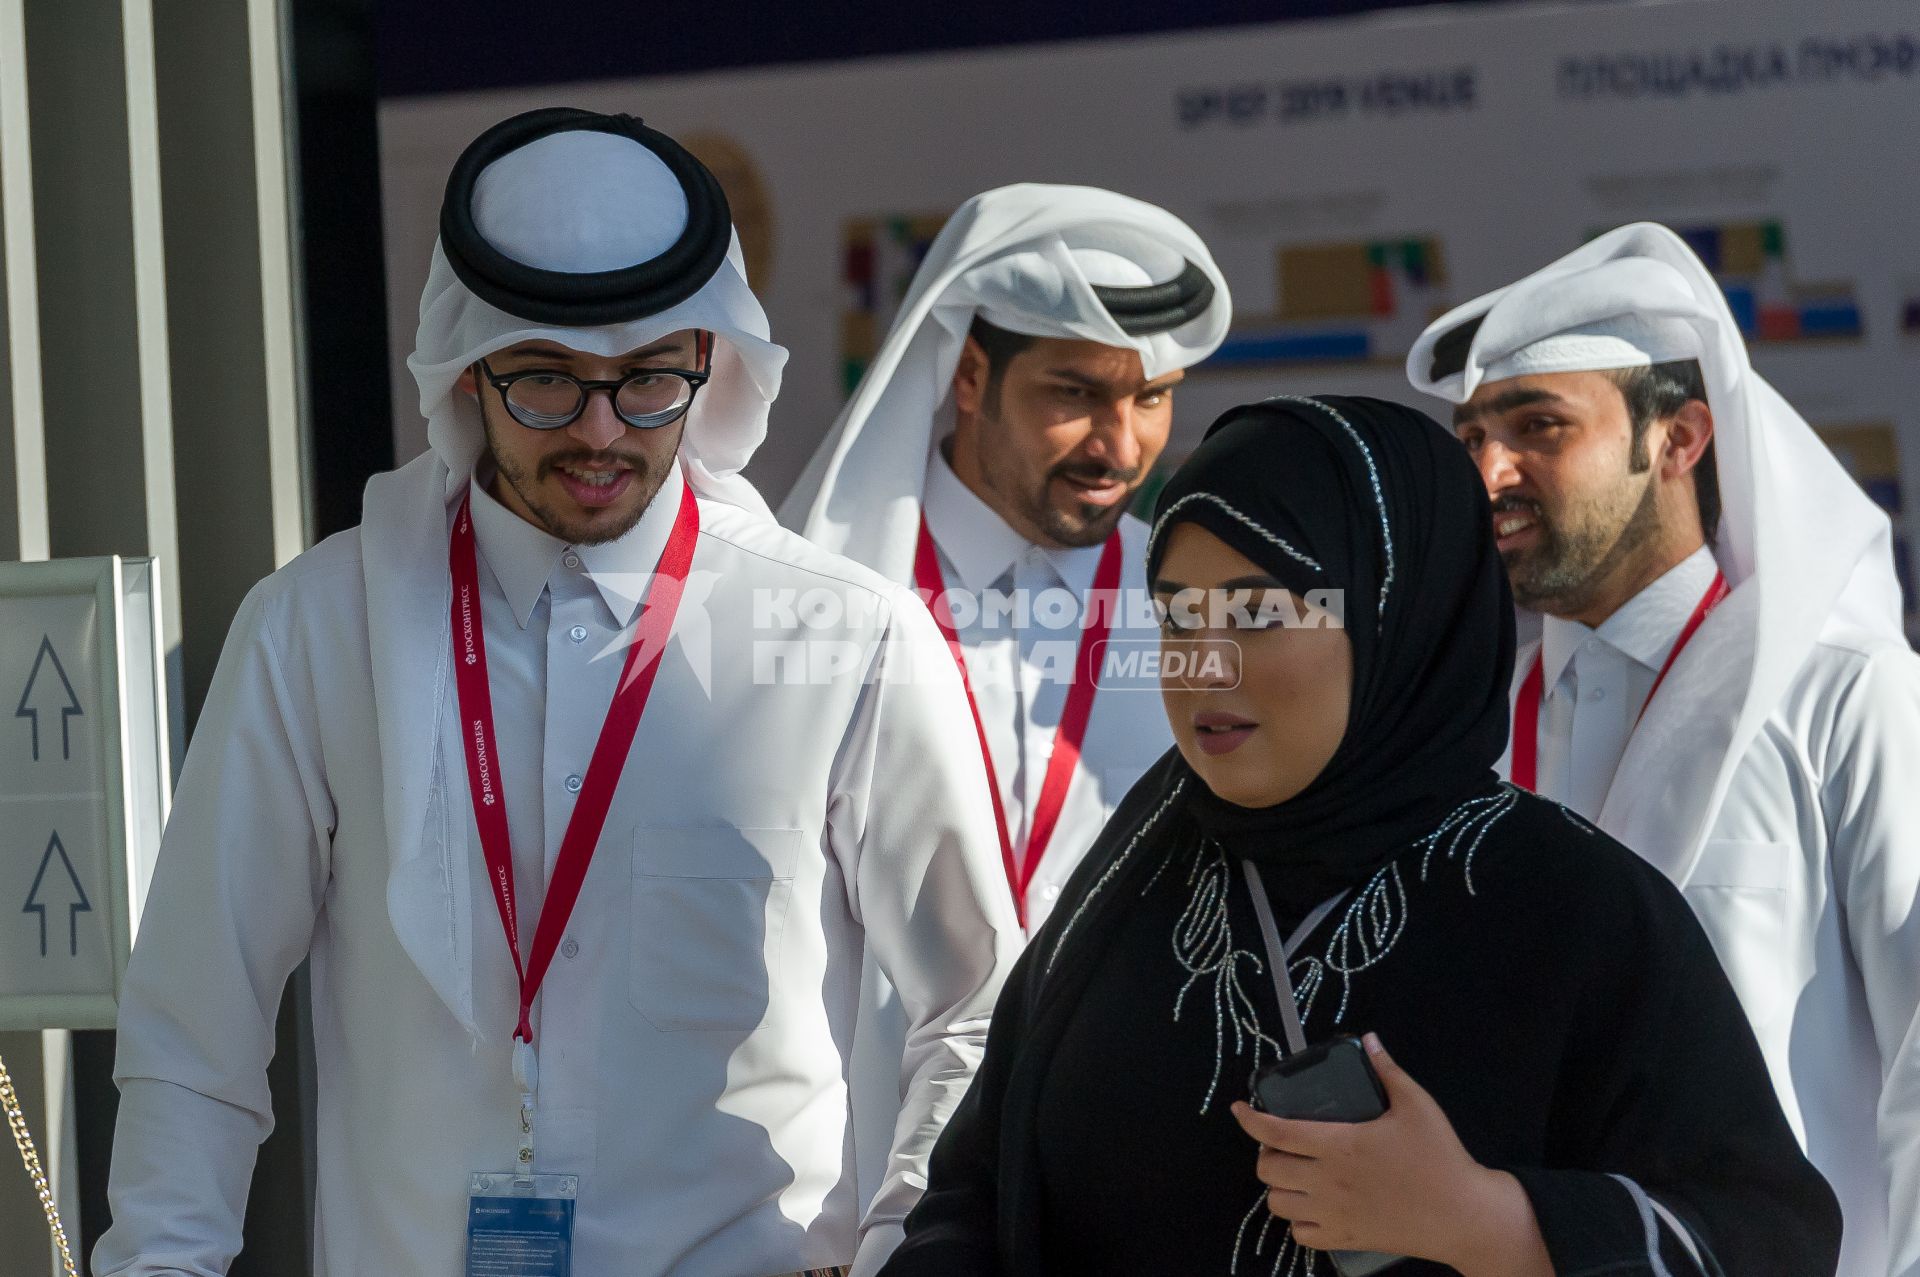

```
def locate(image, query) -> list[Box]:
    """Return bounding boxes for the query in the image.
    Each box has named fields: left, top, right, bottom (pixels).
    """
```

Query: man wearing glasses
left=465, top=331, right=715, bottom=541
left=94, top=109, right=1018, bottom=1277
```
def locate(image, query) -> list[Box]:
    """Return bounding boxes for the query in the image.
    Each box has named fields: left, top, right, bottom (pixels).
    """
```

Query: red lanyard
left=1511, top=570, right=1729, bottom=792
left=450, top=481, right=700, bottom=1044
left=914, top=519, right=1122, bottom=925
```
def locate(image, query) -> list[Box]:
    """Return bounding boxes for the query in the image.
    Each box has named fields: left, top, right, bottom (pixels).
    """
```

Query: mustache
left=537, top=448, right=651, bottom=479
left=1051, top=461, right=1142, bottom=487
left=1491, top=495, right=1544, bottom=518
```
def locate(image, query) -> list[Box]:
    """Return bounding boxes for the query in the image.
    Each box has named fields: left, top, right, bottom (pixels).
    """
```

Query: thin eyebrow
left=1151, top=574, right=1286, bottom=593
left=1453, top=386, right=1565, bottom=427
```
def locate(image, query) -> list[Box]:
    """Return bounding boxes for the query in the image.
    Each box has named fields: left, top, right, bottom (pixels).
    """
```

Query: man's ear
left=455, top=365, right=479, bottom=398
left=951, top=337, right=989, bottom=419
left=1662, top=398, right=1715, bottom=481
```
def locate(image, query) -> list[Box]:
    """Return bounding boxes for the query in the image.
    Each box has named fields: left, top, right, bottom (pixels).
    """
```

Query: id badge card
left=466, top=1172, right=578, bottom=1277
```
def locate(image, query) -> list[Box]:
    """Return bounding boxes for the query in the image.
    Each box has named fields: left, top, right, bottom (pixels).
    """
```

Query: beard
left=976, top=408, right=1142, bottom=548
left=487, top=434, right=665, bottom=546
left=1036, top=458, right=1140, bottom=546
left=1499, top=465, right=1662, bottom=614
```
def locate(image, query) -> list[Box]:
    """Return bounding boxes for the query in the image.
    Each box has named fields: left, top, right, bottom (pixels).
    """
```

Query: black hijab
left=972, top=396, right=1518, bottom=1270
left=1145, top=394, right=1514, bottom=908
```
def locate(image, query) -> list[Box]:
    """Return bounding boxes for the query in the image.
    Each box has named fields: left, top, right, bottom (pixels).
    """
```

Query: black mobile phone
left=1251, top=1035, right=1401, bottom=1277
left=1252, top=1035, right=1387, bottom=1123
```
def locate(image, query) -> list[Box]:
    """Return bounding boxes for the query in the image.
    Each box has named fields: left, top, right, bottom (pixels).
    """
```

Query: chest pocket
left=1682, top=838, right=1793, bottom=1030
left=630, top=825, right=806, bottom=1033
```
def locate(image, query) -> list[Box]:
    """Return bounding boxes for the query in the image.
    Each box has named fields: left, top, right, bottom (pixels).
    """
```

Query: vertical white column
left=248, top=0, right=311, bottom=568
left=0, top=0, right=47, bottom=564
left=120, top=0, right=180, bottom=655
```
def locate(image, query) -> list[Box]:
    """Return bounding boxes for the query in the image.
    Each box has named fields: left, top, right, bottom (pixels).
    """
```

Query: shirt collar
left=468, top=467, right=687, bottom=629
left=1539, top=544, right=1719, bottom=689
left=921, top=443, right=1106, bottom=595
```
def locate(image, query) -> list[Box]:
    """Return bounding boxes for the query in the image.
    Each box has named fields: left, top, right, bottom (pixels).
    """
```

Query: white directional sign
left=0, top=557, right=169, bottom=1029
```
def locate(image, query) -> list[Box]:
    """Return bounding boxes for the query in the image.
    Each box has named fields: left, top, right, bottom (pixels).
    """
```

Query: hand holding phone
left=1250, top=1035, right=1401, bottom=1276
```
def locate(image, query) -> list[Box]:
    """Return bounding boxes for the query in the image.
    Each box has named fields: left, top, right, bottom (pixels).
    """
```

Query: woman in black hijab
left=880, top=397, right=1838, bottom=1277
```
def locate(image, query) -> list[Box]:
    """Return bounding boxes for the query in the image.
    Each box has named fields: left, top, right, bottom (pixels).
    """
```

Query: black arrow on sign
left=24, top=831, right=91, bottom=957
left=16, top=635, right=82, bottom=762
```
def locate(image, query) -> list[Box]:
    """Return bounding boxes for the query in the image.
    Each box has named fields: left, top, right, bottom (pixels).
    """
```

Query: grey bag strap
left=1239, top=860, right=1346, bottom=1056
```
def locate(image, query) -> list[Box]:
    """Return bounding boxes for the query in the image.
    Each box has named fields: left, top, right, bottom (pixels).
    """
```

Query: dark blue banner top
left=377, top=0, right=1501, bottom=98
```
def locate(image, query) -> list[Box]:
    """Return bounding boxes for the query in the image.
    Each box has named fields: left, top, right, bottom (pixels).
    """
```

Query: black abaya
left=881, top=398, right=1839, bottom=1276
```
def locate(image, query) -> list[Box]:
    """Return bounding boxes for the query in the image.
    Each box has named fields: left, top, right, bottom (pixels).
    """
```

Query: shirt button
left=1586, top=687, right=1606, bottom=703
left=561, top=938, right=580, bottom=960
left=564, top=774, right=583, bottom=793
left=562, top=552, right=582, bottom=570
left=1041, top=883, right=1061, bottom=901
left=568, top=624, right=588, bottom=644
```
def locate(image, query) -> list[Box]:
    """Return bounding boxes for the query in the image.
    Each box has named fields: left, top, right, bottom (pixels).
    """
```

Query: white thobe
left=1531, top=548, right=1720, bottom=821
left=921, top=450, right=1173, bottom=930
left=1510, top=545, right=1920, bottom=1277
left=95, top=468, right=1020, bottom=1277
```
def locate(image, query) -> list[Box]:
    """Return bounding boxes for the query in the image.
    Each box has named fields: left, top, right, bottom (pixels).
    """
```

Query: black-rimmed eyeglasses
left=478, top=357, right=711, bottom=431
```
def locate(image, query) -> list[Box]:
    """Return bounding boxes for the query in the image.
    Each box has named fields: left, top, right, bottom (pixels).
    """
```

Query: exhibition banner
left=381, top=0, right=1920, bottom=631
